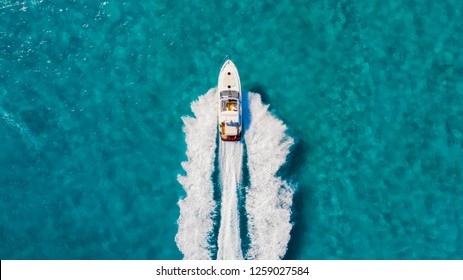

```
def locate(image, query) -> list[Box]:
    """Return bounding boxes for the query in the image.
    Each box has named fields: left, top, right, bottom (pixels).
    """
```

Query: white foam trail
left=244, top=93, right=294, bottom=260
left=0, top=0, right=39, bottom=11
left=176, top=89, right=218, bottom=260
left=216, top=141, right=244, bottom=260
left=0, top=106, right=39, bottom=152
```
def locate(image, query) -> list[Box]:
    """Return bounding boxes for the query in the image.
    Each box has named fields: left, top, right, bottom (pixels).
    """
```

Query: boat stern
left=220, top=134, right=241, bottom=141
left=219, top=120, right=241, bottom=141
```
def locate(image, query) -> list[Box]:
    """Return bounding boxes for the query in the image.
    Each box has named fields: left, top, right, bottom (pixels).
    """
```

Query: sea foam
left=244, top=93, right=294, bottom=260
left=177, top=90, right=294, bottom=260
left=176, top=89, right=218, bottom=260
left=216, top=140, right=244, bottom=260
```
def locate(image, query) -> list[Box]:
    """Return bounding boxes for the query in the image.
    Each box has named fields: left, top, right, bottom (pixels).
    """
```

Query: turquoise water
left=1, top=0, right=462, bottom=259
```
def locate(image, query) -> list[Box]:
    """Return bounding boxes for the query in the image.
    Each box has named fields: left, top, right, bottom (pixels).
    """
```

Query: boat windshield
left=220, top=90, right=239, bottom=99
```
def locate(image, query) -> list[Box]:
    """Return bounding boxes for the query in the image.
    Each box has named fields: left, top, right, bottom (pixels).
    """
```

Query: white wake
left=176, top=89, right=294, bottom=260
left=176, top=89, right=218, bottom=260
left=244, top=93, right=294, bottom=260
left=216, top=141, right=244, bottom=260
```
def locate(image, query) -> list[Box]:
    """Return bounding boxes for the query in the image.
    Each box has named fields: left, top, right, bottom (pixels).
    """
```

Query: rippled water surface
left=1, top=0, right=462, bottom=259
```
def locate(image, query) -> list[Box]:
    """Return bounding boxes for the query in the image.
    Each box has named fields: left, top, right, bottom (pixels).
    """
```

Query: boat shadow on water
left=241, top=90, right=251, bottom=135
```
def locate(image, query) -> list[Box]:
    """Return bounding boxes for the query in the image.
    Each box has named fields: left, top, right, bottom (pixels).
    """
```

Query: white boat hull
left=217, top=60, right=242, bottom=141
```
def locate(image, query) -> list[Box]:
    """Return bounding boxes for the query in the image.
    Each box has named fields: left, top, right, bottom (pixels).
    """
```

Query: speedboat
left=217, top=60, right=242, bottom=141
